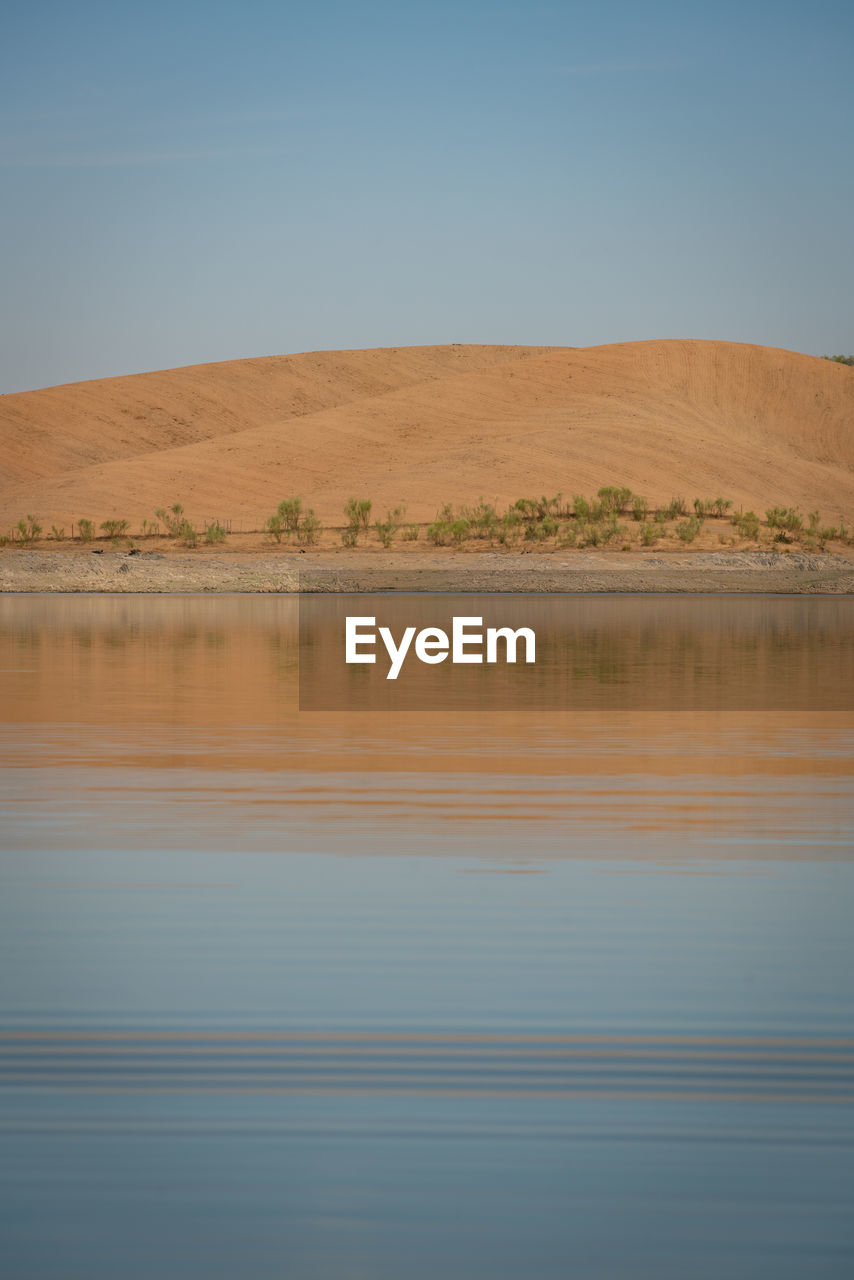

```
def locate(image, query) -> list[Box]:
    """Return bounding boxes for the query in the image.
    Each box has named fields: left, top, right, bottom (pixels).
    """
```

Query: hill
left=1, top=340, right=853, bottom=528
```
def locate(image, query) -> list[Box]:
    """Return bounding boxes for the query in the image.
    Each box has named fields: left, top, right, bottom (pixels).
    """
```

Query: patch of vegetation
left=640, top=523, right=661, bottom=546
left=663, top=496, right=687, bottom=519
left=402, top=523, right=420, bottom=541
left=631, top=495, right=649, bottom=522
left=100, top=519, right=130, bottom=541
left=50, top=525, right=65, bottom=541
left=77, top=518, right=95, bottom=543
left=676, top=515, right=702, bottom=543
left=13, top=515, right=42, bottom=545
left=204, top=522, right=227, bottom=545
left=344, top=498, right=372, bottom=536
left=731, top=510, right=761, bottom=540
left=155, top=504, right=187, bottom=537
left=297, top=510, right=322, bottom=545
left=766, top=506, right=802, bottom=532
left=823, top=354, right=854, bottom=366
left=597, top=485, right=633, bottom=514
left=341, top=527, right=359, bottom=548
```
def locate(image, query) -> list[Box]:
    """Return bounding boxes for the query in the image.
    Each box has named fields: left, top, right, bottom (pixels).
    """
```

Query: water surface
left=1, top=595, right=852, bottom=1278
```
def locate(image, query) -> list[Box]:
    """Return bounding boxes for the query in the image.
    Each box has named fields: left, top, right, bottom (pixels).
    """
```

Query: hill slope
left=1, top=340, right=852, bottom=527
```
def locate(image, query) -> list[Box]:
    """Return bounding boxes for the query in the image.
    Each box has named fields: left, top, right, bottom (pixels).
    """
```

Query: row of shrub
left=3, top=487, right=853, bottom=551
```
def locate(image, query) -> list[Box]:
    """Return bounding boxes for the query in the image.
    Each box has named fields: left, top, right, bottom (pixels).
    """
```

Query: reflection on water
left=1, top=596, right=853, bottom=1278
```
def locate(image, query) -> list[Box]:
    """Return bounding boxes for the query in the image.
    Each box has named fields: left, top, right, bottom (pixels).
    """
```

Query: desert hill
left=1, top=340, right=852, bottom=529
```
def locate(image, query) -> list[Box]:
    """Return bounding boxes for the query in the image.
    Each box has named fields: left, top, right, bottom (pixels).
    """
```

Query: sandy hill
left=1, top=340, right=853, bottom=529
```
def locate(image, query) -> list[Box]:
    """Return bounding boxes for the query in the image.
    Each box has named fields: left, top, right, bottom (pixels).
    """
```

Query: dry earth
left=2, top=548, right=853, bottom=594
left=2, top=340, right=853, bottom=535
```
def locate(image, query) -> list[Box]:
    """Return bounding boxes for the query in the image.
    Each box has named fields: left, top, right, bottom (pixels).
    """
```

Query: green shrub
left=807, top=509, right=821, bottom=534
left=204, top=522, right=227, bottom=545
left=155, top=503, right=186, bottom=537
left=14, top=515, right=42, bottom=545
left=631, top=496, right=648, bottom=522
left=465, top=499, right=499, bottom=539
left=345, top=498, right=372, bottom=532
left=676, top=515, right=702, bottom=543
left=823, top=354, right=854, bottom=366
left=277, top=497, right=302, bottom=533
left=732, top=510, right=761, bottom=540
left=664, top=496, right=687, bottom=519
left=598, top=486, right=633, bottom=514
left=427, top=520, right=449, bottom=546
left=374, top=509, right=401, bottom=548
left=180, top=520, right=198, bottom=548
left=402, top=524, right=420, bottom=542
left=341, top=527, right=359, bottom=548
left=50, top=525, right=65, bottom=541
left=557, top=524, right=577, bottom=547
left=77, top=518, right=95, bottom=543
left=766, top=506, right=802, bottom=532
left=265, top=514, right=286, bottom=543
left=450, top=518, right=470, bottom=546
left=712, top=497, right=733, bottom=517
left=100, top=519, right=130, bottom=540
left=640, top=524, right=660, bottom=546
left=297, top=510, right=321, bottom=545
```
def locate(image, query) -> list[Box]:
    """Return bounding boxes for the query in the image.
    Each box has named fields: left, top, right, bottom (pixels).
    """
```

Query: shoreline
left=2, top=548, right=854, bottom=594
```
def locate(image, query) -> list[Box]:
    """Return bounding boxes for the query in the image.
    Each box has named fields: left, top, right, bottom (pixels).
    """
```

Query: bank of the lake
left=2, top=547, right=854, bottom=594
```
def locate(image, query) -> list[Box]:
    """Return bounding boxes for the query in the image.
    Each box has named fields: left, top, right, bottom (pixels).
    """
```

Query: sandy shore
left=2, top=547, right=853, bottom=593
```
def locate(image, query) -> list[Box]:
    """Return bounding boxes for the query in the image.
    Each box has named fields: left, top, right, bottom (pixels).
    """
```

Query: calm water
left=1, top=595, right=853, bottom=1278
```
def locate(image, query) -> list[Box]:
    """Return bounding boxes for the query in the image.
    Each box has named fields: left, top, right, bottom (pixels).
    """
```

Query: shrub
left=513, top=498, right=539, bottom=521
left=402, top=524, right=420, bottom=541
left=497, top=512, right=522, bottom=545
left=712, top=497, right=733, bottom=517
left=180, top=520, right=198, bottom=548
left=465, top=499, right=499, bottom=539
left=374, top=509, right=401, bottom=549
left=77, top=518, right=95, bottom=543
left=100, top=519, right=130, bottom=540
left=557, top=524, right=577, bottom=547
left=345, top=498, right=372, bottom=532
left=298, top=510, right=321, bottom=545
left=732, top=510, right=761, bottom=540
left=598, top=486, right=633, bottom=514
left=427, top=520, right=449, bottom=546
left=807, top=509, right=821, bottom=534
left=631, top=496, right=648, bottom=522
left=450, top=518, right=470, bottom=546
left=341, top=527, right=359, bottom=548
left=766, top=506, right=802, bottom=532
left=265, top=514, right=286, bottom=543
left=155, top=503, right=186, bottom=537
left=204, top=522, right=227, bottom=545
left=524, top=521, right=548, bottom=542
left=640, top=524, right=660, bottom=546
left=676, top=515, right=702, bottom=543
left=275, top=498, right=302, bottom=534
left=823, top=354, right=854, bottom=366
left=664, top=496, right=687, bottom=519
left=50, top=525, right=65, bottom=541
left=14, top=515, right=42, bottom=545
left=572, top=495, right=591, bottom=522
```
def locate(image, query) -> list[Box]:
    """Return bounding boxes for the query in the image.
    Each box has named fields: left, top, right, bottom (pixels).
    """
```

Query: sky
left=1, top=0, right=852, bottom=393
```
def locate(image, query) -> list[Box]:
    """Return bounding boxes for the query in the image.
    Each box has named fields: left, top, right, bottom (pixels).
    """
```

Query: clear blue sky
left=2, top=0, right=852, bottom=392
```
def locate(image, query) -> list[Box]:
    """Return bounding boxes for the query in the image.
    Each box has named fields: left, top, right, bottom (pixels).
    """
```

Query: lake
left=1, top=594, right=853, bottom=1278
